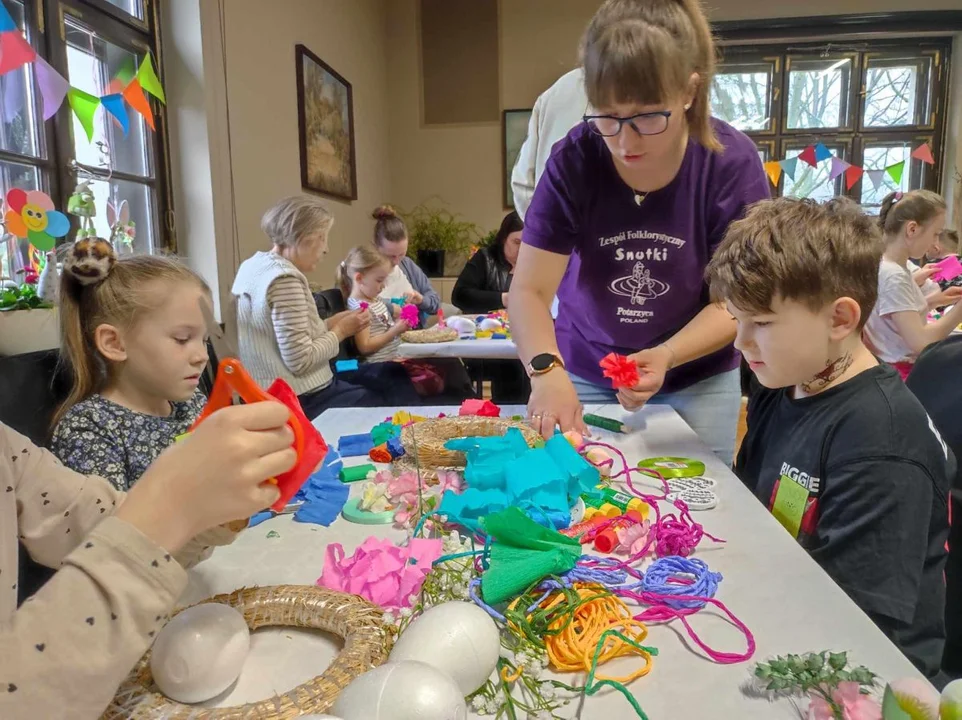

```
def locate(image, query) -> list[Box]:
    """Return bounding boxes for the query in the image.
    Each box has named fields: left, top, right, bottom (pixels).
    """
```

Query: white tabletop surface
left=184, top=404, right=926, bottom=717
left=398, top=338, right=518, bottom=359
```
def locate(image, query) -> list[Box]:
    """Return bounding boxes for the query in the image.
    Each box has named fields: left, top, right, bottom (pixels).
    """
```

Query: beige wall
left=219, top=0, right=390, bottom=287
left=387, top=0, right=962, bottom=236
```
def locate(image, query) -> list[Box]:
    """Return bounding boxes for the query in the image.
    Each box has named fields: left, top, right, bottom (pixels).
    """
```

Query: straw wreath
left=400, top=327, right=459, bottom=343
left=104, top=585, right=391, bottom=719
left=396, top=415, right=540, bottom=474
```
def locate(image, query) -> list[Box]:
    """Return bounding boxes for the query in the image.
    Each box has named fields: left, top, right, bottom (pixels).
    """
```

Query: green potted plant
left=401, top=199, right=480, bottom=278
left=0, top=252, right=59, bottom=357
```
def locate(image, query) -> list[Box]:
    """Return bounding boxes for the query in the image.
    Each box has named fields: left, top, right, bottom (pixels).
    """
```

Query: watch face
left=531, top=354, right=558, bottom=372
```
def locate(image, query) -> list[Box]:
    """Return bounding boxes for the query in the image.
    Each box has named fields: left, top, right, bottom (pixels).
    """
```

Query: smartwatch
left=526, top=352, right=565, bottom=378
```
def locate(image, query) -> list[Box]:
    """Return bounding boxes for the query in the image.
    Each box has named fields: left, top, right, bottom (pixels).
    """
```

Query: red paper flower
left=600, top=353, right=639, bottom=389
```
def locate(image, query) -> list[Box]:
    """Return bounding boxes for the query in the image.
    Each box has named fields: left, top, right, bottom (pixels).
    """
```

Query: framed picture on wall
left=502, top=108, right=532, bottom=209
left=295, top=44, right=358, bottom=201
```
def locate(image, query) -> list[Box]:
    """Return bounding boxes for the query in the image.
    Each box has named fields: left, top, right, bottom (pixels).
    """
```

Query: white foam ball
left=150, top=603, right=250, bottom=704
left=388, top=601, right=500, bottom=694
left=332, top=661, right=466, bottom=720
left=478, top=318, right=503, bottom=331
left=447, top=316, right=476, bottom=335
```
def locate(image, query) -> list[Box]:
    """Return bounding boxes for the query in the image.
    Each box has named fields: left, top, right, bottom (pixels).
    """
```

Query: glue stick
left=592, top=510, right=644, bottom=554
left=558, top=514, right=608, bottom=540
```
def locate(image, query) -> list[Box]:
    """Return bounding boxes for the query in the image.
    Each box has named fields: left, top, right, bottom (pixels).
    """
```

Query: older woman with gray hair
left=233, top=195, right=418, bottom=418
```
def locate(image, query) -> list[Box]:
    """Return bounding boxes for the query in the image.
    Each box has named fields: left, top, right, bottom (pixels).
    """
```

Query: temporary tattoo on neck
left=801, top=353, right=854, bottom=394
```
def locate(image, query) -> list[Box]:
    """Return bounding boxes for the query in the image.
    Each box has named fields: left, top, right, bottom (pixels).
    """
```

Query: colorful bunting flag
left=886, top=161, right=906, bottom=186
left=136, top=54, right=165, bottom=104
left=829, top=157, right=849, bottom=182
left=814, top=143, right=833, bottom=163
left=798, top=145, right=818, bottom=168
left=911, top=143, right=935, bottom=166
left=0, top=2, right=17, bottom=32
left=845, top=165, right=864, bottom=191
left=0, top=30, right=36, bottom=76
left=33, top=56, right=69, bottom=120
left=779, top=157, right=799, bottom=181
left=763, top=160, right=783, bottom=187
left=99, top=93, right=129, bottom=135
left=67, top=87, right=100, bottom=142
left=122, top=78, right=154, bottom=130
left=866, top=170, right=887, bottom=191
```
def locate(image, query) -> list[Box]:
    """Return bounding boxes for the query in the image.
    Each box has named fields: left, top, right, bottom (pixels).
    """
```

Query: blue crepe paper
left=543, top=434, right=600, bottom=501
left=292, top=450, right=348, bottom=526
left=386, top=436, right=405, bottom=459
left=338, top=433, right=375, bottom=457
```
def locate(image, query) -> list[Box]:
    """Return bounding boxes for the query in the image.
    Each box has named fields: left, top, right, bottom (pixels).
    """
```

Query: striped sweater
left=232, top=251, right=338, bottom=395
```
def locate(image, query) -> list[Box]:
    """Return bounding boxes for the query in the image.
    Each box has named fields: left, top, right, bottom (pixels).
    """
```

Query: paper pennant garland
left=764, top=160, right=783, bottom=187
left=0, top=30, right=36, bottom=76
left=798, top=145, right=818, bottom=168
left=886, top=161, right=906, bottom=186
left=911, top=143, right=935, bottom=166
left=779, top=157, right=799, bottom=181
left=67, top=87, right=99, bottom=142
left=122, top=78, right=154, bottom=130
left=829, top=157, right=849, bottom=182
left=866, top=169, right=887, bottom=191
left=33, top=56, right=69, bottom=120
left=845, top=165, right=864, bottom=191
left=0, top=2, right=16, bottom=32
left=136, top=54, right=165, bottom=104
left=99, top=93, right=129, bottom=135
left=814, top=143, right=833, bottom=163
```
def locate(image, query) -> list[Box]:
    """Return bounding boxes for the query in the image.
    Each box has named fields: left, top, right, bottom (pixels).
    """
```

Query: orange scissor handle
left=192, top=358, right=306, bottom=463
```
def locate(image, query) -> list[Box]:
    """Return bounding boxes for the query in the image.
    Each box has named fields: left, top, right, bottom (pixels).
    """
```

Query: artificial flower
left=600, top=352, right=640, bottom=389
left=807, top=682, right=882, bottom=720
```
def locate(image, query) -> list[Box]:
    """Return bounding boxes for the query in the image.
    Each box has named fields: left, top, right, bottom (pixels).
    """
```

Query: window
left=712, top=40, right=951, bottom=211
left=0, top=0, right=168, bottom=282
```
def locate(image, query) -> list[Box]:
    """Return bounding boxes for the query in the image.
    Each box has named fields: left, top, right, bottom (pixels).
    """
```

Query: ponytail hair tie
left=894, top=191, right=904, bottom=202
left=63, top=237, right=117, bottom=286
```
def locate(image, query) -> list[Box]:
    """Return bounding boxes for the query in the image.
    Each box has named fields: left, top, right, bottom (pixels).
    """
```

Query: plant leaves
left=828, top=652, right=848, bottom=670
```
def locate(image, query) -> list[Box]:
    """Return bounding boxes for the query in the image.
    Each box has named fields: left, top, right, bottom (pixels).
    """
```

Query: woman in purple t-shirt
left=510, top=0, right=770, bottom=464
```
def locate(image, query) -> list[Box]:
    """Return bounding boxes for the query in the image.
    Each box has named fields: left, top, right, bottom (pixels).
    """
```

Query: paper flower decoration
left=809, top=681, right=881, bottom=720
left=400, top=303, right=420, bottom=328
left=5, top=188, right=70, bottom=252
left=600, top=352, right=640, bottom=389
left=316, top=536, right=442, bottom=609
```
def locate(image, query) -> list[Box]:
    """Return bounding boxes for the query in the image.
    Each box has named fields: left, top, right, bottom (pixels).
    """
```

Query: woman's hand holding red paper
left=616, top=345, right=674, bottom=411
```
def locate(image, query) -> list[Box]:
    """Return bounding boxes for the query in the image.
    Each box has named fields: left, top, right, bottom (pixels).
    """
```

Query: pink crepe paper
left=932, top=255, right=962, bottom=283
left=807, top=682, right=881, bottom=720
left=400, top=304, right=419, bottom=328
left=317, top=536, right=442, bottom=609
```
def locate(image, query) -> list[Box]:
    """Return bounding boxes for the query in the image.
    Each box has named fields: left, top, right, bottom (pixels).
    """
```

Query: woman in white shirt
left=864, top=190, right=962, bottom=379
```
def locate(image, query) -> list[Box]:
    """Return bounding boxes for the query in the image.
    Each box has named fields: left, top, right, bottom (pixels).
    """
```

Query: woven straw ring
left=105, top=585, right=392, bottom=719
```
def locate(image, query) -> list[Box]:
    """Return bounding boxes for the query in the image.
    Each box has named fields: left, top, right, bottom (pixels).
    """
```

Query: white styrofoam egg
left=478, top=318, right=503, bottom=332
left=150, top=603, right=250, bottom=704
left=447, top=316, right=476, bottom=335
left=570, top=497, right=586, bottom=524
left=388, top=601, right=500, bottom=695
left=332, top=661, right=466, bottom=720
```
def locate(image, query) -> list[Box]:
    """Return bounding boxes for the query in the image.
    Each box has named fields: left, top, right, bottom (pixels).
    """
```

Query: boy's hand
left=616, top=345, right=673, bottom=411
left=117, top=403, right=296, bottom=552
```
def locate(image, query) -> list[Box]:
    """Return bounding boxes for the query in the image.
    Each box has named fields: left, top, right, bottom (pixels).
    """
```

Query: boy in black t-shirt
left=707, top=197, right=952, bottom=682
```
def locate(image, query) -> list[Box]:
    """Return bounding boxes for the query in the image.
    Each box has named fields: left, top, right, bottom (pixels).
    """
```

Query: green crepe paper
left=480, top=507, right=581, bottom=604
left=339, top=464, right=375, bottom=483
left=371, top=421, right=400, bottom=447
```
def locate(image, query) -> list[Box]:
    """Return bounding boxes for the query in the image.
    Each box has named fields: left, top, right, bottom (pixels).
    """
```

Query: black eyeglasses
left=583, top=110, right=672, bottom=137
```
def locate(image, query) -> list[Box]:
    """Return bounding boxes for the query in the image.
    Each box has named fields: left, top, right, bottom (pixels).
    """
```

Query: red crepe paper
left=459, top=399, right=501, bottom=417
left=600, top=353, right=640, bottom=389
left=265, top=378, right=328, bottom=511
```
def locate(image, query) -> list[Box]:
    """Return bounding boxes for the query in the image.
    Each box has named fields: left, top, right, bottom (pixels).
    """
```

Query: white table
left=184, top=405, right=927, bottom=717
left=398, top=337, right=517, bottom=359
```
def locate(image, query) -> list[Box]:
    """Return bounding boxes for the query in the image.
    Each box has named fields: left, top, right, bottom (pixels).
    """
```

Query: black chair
left=313, top=288, right=359, bottom=362
left=0, top=349, right=70, bottom=605
left=906, top=336, right=962, bottom=679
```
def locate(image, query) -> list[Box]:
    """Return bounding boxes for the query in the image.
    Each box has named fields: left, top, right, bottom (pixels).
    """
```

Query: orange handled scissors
left=194, top=300, right=305, bottom=469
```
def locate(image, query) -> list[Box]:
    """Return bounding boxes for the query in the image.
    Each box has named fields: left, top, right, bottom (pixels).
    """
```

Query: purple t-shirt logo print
left=523, top=118, right=770, bottom=391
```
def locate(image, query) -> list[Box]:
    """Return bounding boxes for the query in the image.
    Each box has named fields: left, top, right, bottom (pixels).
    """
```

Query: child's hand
left=392, top=318, right=412, bottom=336
left=116, top=403, right=297, bottom=552
left=391, top=303, right=402, bottom=319
left=914, top=265, right=940, bottom=285
left=404, top=291, right=423, bottom=305
left=934, top=286, right=962, bottom=307
left=339, top=309, right=371, bottom=338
